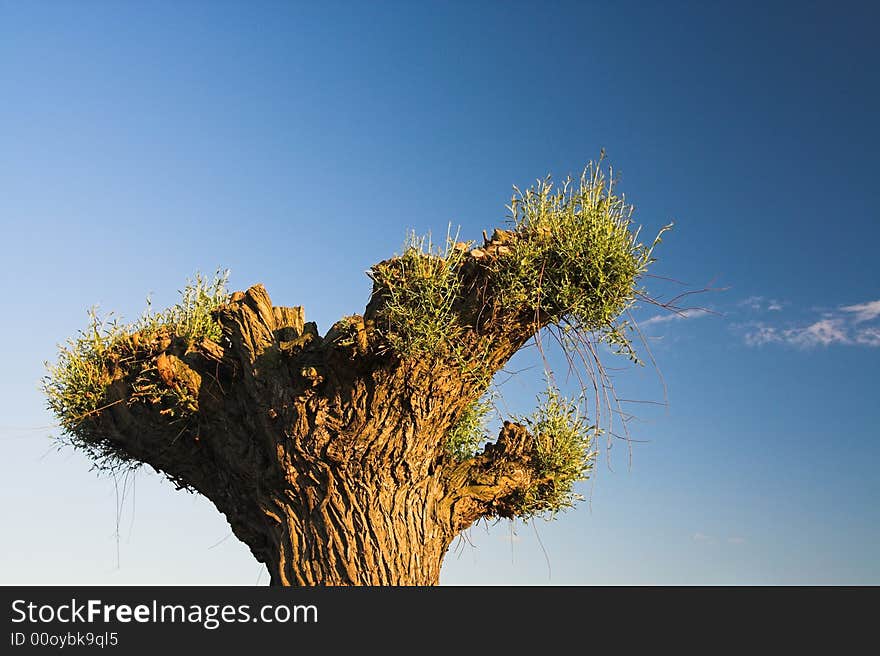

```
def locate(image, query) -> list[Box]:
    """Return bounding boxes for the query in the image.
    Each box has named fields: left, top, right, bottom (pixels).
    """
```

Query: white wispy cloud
left=855, top=327, right=880, bottom=347
left=743, top=324, right=782, bottom=346
left=745, top=319, right=850, bottom=348
left=739, top=296, right=765, bottom=311
left=840, top=300, right=880, bottom=324
left=727, top=536, right=747, bottom=545
left=742, top=297, right=880, bottom=349
left=641, top=309, right=705, bottom=327
left=739, top=296, right=785, bottom=312
left=785, top=319, right=849, bottom=348
left=691, top=532, right=714, bottom=543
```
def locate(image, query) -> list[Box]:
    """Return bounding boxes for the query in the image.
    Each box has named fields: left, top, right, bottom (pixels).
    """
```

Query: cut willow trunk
left=88, top=241, right=565, bottom=585
left=48, top=167, right=659, bottom=585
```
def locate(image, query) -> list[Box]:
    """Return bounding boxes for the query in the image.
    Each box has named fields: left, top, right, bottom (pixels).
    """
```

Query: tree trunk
left=51, top=172, right=657, bottom=585
left=255, top=476, right=455, bottom=586
left=92, top=280, right=547, bottom=586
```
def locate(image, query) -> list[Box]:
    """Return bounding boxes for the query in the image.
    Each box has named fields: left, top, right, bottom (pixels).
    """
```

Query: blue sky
left=1, top=0, right=877, bottom=585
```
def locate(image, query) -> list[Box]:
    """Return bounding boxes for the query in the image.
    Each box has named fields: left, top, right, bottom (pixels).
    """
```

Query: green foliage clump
left=492, top=160, right=670, bottom=360
left=43, top=307, right=120, bottom=443
left=369, top=159, right=669, bottom=370
left=368, top=230, right=468, bottom=358
left=150, top=269, right=230, bottom=343
left=445, top=393, right=494, bottom=462
left=513, top=383, right=597, bottom=518
left=42, top=270, right=230, bottom=467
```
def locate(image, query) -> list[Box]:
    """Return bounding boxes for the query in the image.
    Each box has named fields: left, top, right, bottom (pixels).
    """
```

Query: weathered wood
left=272, top=305, right=305, bottom=340
left=87, top=263, right=548, bottom=585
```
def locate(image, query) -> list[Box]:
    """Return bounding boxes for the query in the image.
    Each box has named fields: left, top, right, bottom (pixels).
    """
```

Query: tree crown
left=43, top=158, right=672, bottom=520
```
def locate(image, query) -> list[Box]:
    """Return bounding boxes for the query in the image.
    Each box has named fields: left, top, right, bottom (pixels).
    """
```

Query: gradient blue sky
left=1, top=0, right=878, bottom=585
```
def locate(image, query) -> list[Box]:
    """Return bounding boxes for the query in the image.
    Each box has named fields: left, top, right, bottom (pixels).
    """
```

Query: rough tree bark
left=89, top=231, right=557, bottom=585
